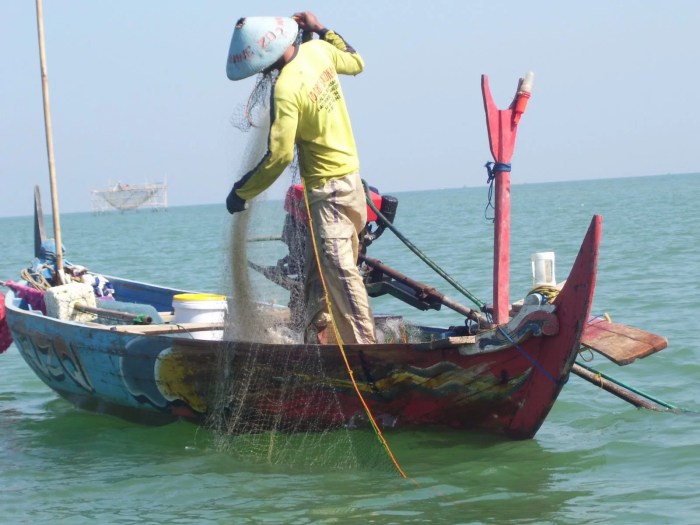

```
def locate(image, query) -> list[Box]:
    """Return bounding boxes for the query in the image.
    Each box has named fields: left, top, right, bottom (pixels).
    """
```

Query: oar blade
left=581, top=317, right=668, bottom=366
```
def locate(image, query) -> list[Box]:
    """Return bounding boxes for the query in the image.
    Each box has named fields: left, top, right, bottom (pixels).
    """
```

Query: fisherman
left=225, top=12, right=376, bottom=345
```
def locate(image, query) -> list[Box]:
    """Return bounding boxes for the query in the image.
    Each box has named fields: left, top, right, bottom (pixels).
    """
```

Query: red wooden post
left=481, top=73, right=533, bottom=324
left=493, top=159, right=511, bottom=325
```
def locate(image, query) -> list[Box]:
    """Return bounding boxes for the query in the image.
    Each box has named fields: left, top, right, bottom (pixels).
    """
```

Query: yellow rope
left=301, top=180, right=410, bottom=481
left=530, top=284, right=561, bottom=303
left=20, top=267, right=52, bottom=291
left=595, top=372, right=604, bottom=389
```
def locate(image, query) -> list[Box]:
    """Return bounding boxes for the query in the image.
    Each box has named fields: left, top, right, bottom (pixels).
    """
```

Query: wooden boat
left=0, top=74, right=668, bottom=440
left=1, top=216, right=597, bottom=439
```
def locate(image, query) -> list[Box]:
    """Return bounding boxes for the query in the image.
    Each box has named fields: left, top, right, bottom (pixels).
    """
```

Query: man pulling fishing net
left=225, top=12, right=376, bottom=345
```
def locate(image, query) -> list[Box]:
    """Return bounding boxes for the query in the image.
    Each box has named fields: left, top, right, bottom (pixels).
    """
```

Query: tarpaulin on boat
left=0, top=291, right=12, bottom=354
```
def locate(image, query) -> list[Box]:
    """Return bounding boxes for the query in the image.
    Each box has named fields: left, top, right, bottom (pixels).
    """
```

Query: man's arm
left=293, top=11, right=364, bottom=75
left=226, top=96, right=298, bottom=213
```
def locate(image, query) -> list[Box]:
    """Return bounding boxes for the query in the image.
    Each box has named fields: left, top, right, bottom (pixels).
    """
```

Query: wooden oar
left=571, top=361, right=682, bottom=412
left=581, top=317, right=668, bottom=365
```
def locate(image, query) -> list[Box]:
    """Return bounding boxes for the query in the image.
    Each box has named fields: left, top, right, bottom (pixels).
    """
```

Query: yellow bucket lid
left=173, top=293, right=226, bottom=302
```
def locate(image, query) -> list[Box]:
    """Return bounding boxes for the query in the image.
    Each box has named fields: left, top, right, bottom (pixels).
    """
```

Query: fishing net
left=205, top=77, right=395, bottom=473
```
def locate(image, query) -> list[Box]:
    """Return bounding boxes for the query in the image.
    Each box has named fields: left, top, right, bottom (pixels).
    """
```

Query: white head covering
left=226, top=16, right=299, bottom=81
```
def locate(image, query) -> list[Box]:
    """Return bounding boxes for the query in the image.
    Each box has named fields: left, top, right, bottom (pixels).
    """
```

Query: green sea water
left=1, top=173, right=699, bottom=524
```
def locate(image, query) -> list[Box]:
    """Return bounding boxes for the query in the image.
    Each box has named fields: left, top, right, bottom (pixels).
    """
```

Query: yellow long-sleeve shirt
left=234, top=30, right=364, bottom=201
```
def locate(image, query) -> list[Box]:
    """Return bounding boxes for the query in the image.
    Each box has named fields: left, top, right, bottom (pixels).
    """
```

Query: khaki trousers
left=304, top=172, right=376, bottom=344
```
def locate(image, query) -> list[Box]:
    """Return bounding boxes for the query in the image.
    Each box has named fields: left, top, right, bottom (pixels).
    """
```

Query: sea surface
left=1, top=173, right=699, bottom=524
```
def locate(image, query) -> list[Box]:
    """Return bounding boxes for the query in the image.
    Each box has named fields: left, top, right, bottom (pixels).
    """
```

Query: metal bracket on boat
left=476, top=304, right=558, bottom=353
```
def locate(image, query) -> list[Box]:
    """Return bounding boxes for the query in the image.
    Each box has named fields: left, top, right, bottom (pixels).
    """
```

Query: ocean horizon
left=1, top=172, right=698, bottom=524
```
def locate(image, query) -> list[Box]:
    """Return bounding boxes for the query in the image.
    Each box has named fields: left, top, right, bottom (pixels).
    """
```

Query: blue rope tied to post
left=484, top=161, right=512, bottom=222
left=485, top=161, right=512, bottom=180
left=497, top=326, right=561, bottom=386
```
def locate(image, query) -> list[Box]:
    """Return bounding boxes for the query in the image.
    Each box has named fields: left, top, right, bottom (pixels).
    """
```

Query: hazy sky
left=1, top=1, right=698, bottom=218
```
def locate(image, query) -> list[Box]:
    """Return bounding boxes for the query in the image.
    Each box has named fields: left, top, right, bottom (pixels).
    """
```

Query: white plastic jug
left=531, top=252, right=556, bottom=287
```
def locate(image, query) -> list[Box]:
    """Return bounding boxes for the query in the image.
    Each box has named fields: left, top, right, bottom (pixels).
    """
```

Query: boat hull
left=5, top=216, right=600, bottom=439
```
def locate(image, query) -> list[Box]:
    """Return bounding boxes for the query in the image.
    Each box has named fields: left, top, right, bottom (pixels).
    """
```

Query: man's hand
left=226, top=186, right=248, bottom=214
left=292, top=11, right=325, bottom=34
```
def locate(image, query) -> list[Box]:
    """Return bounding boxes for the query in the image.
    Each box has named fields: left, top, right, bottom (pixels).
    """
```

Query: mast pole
left=493, top=156, right=511, bottom=324
left=481, top=73, right=533, bottom=324
left=35, top=0, right=65, bottom=284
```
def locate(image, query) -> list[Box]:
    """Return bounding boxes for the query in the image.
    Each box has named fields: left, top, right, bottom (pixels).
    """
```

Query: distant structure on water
left=91, top=182, right=168, bottom=213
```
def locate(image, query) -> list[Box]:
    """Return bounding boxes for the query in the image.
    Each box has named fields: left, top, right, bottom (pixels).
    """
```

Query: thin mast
left=35, top=0, right=65, bottom=284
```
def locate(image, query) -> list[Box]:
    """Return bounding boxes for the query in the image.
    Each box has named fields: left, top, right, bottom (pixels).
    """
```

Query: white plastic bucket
left=531, top=252, right=556, bottom=287
left=172, top=293, right=227, bottom=324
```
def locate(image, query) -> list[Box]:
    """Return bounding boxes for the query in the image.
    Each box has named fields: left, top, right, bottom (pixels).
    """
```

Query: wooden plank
left=109, top=322, right=223, bottom=335
left=581, top=317, right=668, bottom=366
